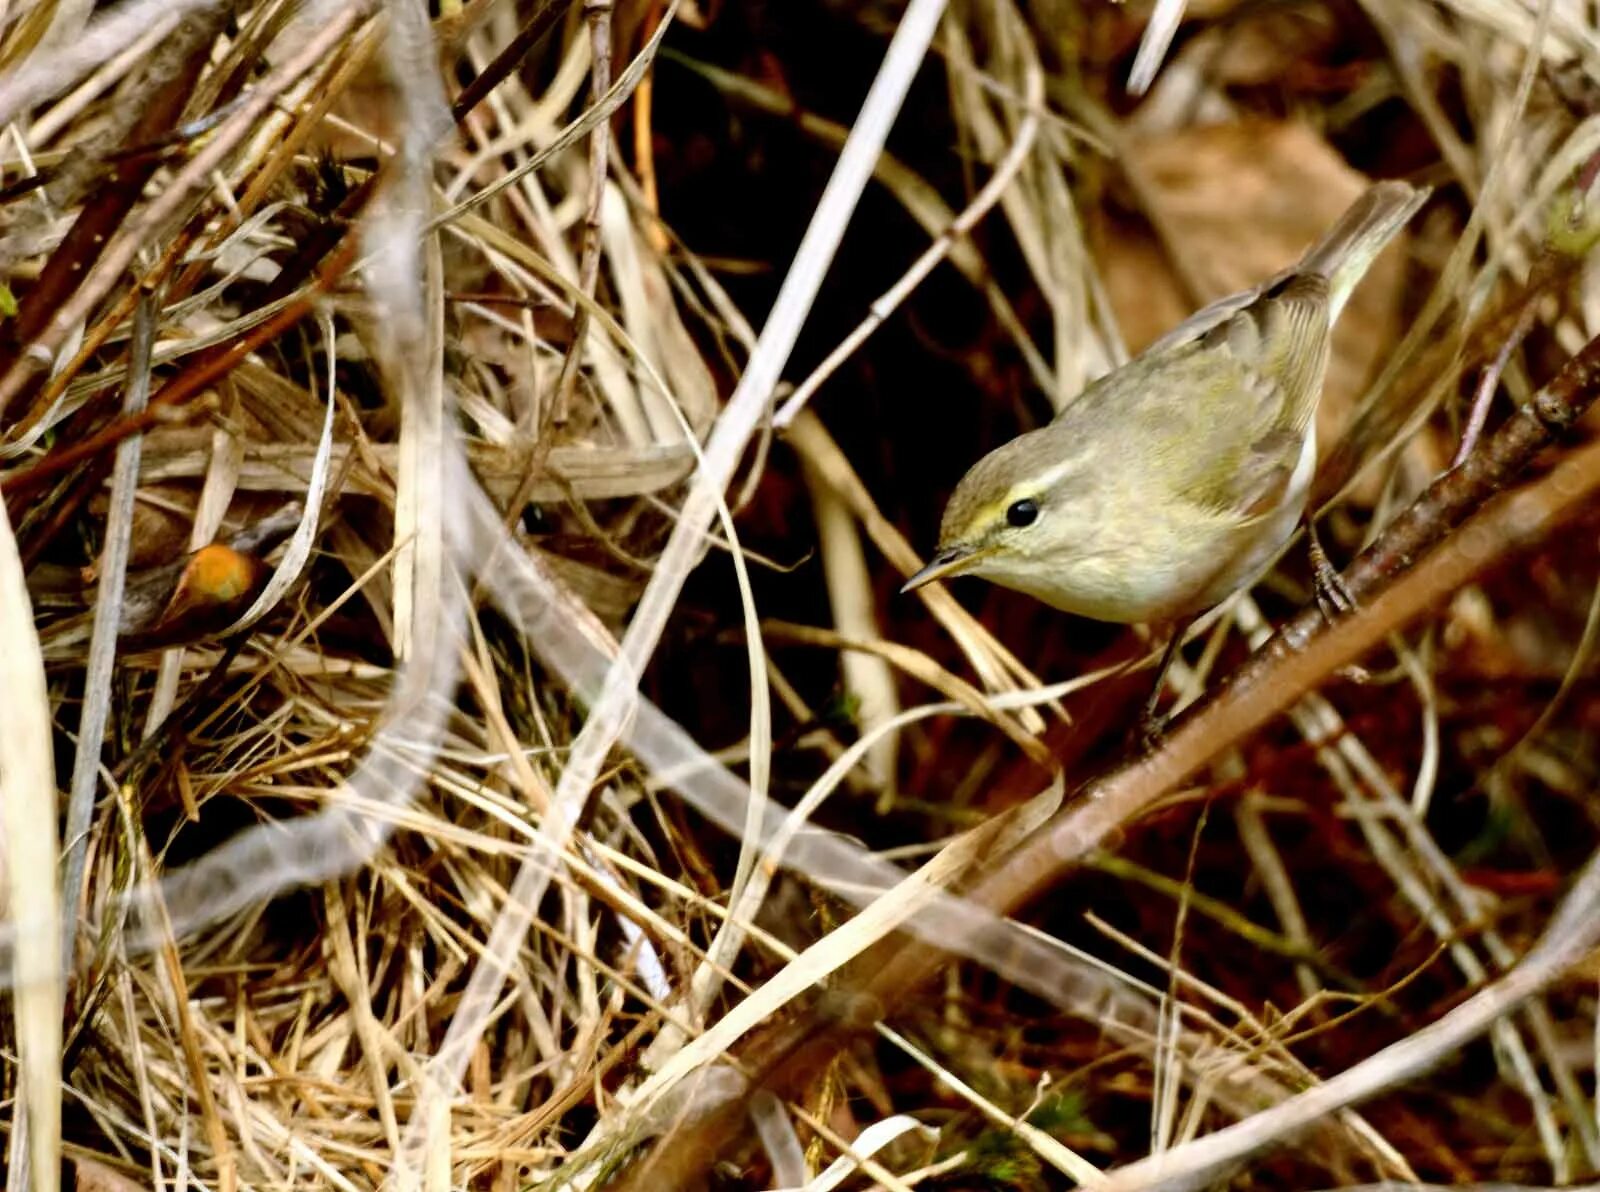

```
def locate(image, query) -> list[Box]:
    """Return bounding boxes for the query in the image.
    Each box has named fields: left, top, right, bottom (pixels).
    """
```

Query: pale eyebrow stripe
left=1003, top=457, right=1084, bottom=509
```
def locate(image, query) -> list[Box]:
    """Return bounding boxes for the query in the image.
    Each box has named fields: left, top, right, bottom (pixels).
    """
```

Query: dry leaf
left=74, top=1157, right=149, bottom=1192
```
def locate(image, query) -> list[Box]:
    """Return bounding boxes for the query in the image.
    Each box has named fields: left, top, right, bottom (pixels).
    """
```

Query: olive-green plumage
left=905, top=180, right=1427, bottom=626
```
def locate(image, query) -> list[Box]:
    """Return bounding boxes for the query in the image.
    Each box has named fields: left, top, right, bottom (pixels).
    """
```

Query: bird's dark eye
left=1006, top=499, right=1039, bottom=528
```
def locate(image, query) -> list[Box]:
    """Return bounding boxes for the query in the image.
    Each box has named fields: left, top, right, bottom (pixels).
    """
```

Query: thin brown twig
left=1452, top=296, right=1538, bottom=467
left=550, top=0, right=616, bottom=426
left=449, top=0, right=573, bottom=123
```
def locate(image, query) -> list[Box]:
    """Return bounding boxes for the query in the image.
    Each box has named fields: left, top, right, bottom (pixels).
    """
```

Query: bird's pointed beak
left=901, top=545, right=980, bottom=594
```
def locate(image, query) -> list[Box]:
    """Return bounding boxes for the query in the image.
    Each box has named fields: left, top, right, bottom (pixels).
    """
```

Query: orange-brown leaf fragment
left=118, top=543, right=268, bottom=650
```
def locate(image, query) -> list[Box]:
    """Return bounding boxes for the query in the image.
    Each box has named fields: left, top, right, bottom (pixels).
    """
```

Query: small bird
left=903, top=180, right=1428, bottom=737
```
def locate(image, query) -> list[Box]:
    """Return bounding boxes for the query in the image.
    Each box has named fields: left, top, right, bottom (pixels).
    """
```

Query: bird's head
left=902, top=426, right=1082, bottom=597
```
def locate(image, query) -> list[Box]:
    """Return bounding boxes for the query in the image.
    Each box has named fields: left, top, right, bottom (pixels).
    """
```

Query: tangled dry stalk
left=4, top=0, right=1600, bottom=1189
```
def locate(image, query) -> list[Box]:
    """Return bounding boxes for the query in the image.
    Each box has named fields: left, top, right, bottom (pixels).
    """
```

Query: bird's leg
left=1306, top=516, right=1376, bottom=684
left=1306, top=516, right=1355, bottom=620
left=1136, top=622, right=1189, bottom=751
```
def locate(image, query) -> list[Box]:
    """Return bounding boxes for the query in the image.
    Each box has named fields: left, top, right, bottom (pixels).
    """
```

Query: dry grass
left=2, top=0, right=1600, bottom=1189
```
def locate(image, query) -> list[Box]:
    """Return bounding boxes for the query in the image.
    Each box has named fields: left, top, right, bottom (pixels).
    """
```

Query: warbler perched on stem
left=903, top=180, right=1429, bottom=738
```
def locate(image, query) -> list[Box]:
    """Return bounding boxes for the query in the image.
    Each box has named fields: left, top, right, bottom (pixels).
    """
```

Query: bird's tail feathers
left=1298, top=180, right=1430, bottom=322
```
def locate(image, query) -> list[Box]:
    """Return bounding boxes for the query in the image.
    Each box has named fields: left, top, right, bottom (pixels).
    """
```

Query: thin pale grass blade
left=674, top=530, right=774, bottom=1027
left=786, top=410, right=1054, bottom=736
left=600, top=184, right=714, bottom=437
left=141, top=422, right=242, bottom=738
left=0, top=474, right=62, bottom=1192
left=641, top=347, right=782, bottom=1034
left=615, top=195, right=719, bottom=431
left=771, top=54, right=1042, bottom=428
left=771, top=1116, right=936, bottom=1192
left=426, top=1, right=679, bottom=235
left=750, top=1091, right=806, bottom=1188
left=803, top=463, right=900, bottom=798
left=757, top=620, right=1044, bottom=755
left=441, top=37, right=588, bottom=208
left=944, top=6, right=1105, bottom=403
left=321, top=883, right=405, bottom=1160
left=217, top=311, right=339, bottom=636
left=1126, top=0, right=1187, bottom=94
left=62, top=295, right=154, bottom=960
left=878, top=1023, right=1101, bottom=1183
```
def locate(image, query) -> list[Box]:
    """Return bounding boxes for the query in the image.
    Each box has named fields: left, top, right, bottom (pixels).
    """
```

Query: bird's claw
left=1307, top=524, right=1356, bottom=621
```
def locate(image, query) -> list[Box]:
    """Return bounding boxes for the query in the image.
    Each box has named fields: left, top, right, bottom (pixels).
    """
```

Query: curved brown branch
left=605, top=327, right=1600, bottom=1189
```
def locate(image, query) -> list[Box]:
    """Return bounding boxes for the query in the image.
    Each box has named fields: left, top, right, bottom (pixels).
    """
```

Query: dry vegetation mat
left=4, top=0, right=1600, bottom=1188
